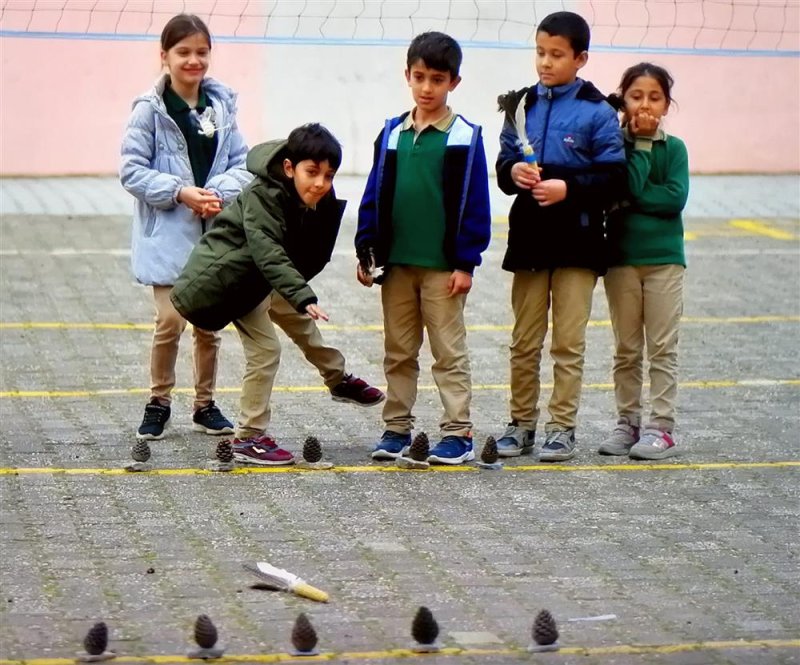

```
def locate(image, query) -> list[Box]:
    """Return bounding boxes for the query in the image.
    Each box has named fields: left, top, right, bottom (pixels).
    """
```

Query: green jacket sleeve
left=242, top=188, right=317, bottom=312
left=628, top=136, right=689, bottom=217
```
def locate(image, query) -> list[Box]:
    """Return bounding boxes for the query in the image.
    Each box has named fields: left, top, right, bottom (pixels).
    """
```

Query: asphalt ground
left=0, top=175, right=798, bottom=664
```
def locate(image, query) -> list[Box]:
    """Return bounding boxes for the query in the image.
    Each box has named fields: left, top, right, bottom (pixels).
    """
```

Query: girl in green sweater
left=600, top=63, right=689, bottom=460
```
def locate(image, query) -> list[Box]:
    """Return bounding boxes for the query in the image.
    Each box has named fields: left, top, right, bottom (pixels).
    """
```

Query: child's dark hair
left=407, top=31, right=462, bottom=79
left=286, top=124, right=342, bottom=171
left=606, top=62, right=675, bottom=112
left=161, top=14, right=212, bottom=51
left=537, top=11, right=591, bottom=54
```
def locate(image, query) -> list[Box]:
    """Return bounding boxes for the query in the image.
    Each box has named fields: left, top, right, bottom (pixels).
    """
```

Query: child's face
left=535, top=32, right=587, bottom=87
left=161, top=32, right=210, bottom=89
left=622, top=75, right=669, bottom=123
left=405, top=60, right=461, bottom=115
left=283, top=159, right=336, bottom=208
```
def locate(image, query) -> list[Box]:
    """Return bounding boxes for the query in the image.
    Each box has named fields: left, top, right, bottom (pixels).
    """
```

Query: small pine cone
left=215, top=440, right=234, bottom=464
left=83, top=621, right=108, bottom=655
left=302, top=436, right=323, bottom=463
left=194, top=614, right=218, bottom=649
left=411, top=606, right=439, bottom=645
left=532, top=609, right=559, bottom=646
left=407, top=432, right=430, bottom=462
left=131, top=440, right=151, bottom=463
left=291, top=612, right=318, bottom=653
left=481, top=436, right=499, bottom=464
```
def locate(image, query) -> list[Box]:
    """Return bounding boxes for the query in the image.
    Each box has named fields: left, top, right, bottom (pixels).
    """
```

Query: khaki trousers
left=509, top=268, right=597, bottom=431
left=604, top=264, right=684, bottom=431
left=234, top=293, right=347, bottom=439
left=150, top=285, right=220, bottom=411
left=381, top=266, right=472, bottom=436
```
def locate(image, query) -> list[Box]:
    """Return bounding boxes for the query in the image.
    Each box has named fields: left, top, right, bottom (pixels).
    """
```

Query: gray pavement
left=0, top=175, right=799, bottom=664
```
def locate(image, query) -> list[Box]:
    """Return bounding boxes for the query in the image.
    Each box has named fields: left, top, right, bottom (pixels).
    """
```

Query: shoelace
left=142, top=405, right=167, bottom=424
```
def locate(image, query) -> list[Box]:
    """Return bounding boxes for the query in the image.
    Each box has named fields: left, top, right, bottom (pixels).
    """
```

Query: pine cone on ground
left=407, top=433, right=430, bottom=462
left=131, top=440, right=151, bottom=463
left=291, top=612, right=318, bottom=653
left=83, top=621, right=108, bottom=655
left=302, top=436, right=323, bottom=463
left=411, top=606, right=439, bottom=646
left=215, top=440, right=234, bottom=464
left=481, top=436, right=499, bottom=464
left=194, top=614, right=218, bottom=649
left=532, top=609, right=559, bottom=646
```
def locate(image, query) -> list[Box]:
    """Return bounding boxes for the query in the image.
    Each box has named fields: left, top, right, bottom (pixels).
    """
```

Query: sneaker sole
left=332, top=395, right=386, bottom=407
left=497, top=445, right=534, bottom=458
left=191, top=423, right=235, bottom=435
left=629, top=446, right=678, bottom=460
left=233, top=452, right=295, bottom=466
left=370, top=447, right=408, bottom=461
left=427, top=451, right=476, bottom=465
left=597, top=444, right=634, bottom=456
left=538, top=449, right=576, bottom=462
left=136, top=419, right=170, bottom=441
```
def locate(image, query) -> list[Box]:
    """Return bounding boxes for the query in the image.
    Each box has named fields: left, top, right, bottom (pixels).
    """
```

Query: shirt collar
left=401, top=106, right=455, bottom=133
left=163, top=79, right=208, bottom=114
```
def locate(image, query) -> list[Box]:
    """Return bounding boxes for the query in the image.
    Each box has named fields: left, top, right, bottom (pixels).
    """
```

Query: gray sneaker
left=496, top=423, right=535, bottom=458
left=538, top=429, right=576, bottom=462
left=629, top=428, right=678, bottom=460
left=597, top=417, right=640, bottom=456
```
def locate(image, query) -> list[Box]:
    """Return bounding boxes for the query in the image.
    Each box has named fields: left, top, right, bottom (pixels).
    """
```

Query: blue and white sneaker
left=371, top=430, right=411, bottom=460
left=538, top=429, right=576, bottom=462
left=427, top=435, right=475, bottom=465
left=496, top=423, right=536, bottom=458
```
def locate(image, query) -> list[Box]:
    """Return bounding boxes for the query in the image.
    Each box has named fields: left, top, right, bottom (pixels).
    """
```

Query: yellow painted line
left=2, top=379, right=799, bottom=400
left=0, top=638, right=798, bottom=664
left=0, top=315, right=797, bottom=332
left=729, top=219, right=797, bottom=240
left=0, top=461, right=797, bottom=477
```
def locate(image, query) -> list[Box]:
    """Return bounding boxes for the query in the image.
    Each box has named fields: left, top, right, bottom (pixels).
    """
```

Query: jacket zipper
left=539, top=88, right=553, bottom=164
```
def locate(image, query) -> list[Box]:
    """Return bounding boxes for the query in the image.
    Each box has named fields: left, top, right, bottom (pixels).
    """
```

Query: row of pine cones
left=84, top=608, right=557, bottom=656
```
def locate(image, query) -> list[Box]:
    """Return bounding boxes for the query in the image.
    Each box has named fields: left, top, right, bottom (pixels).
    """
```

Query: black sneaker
left=192, top=401, right=234, bottom=435
left=136, top=398, right=171, bottom=441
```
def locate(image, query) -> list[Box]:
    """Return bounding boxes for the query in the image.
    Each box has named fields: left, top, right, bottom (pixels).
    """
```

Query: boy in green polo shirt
left=356, top=31, right=492, bottom=465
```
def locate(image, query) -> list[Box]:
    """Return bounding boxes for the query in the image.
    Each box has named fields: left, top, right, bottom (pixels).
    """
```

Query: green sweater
left=608, top=130, right=689, bottom=267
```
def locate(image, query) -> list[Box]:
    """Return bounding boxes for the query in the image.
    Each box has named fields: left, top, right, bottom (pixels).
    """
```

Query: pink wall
left=0, top=36, right=798, bottom=175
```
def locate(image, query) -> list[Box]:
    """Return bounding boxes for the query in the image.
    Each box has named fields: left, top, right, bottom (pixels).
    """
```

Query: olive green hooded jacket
left=170, top=140, right=346, bottom=330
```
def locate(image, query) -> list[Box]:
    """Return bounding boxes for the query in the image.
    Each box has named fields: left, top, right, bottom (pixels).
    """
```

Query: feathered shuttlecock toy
left=498, top=90, right=539, bottom=170
left=191, top=107, right=230, bottom=139
left=242, top=561, right=329, bottom=603
left=77, top=621, right=115, bottom=662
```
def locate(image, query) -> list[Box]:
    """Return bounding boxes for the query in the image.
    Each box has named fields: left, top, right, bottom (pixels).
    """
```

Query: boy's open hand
left=178, top=186, right=223, bottom=218
left=356, top=263, right=374, bottom=287
left=630, top=111, right=659, bottom=137
left=511, top=161, right=541, bottom=190
left=532, top=178, right=567, bottom=207
left=448, top=270, right=472, bottom=296
left=305, top=303, right=329, bottom=321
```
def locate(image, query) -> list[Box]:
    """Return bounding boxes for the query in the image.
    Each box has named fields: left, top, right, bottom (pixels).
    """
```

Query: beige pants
left=233, top=293, right=347, bottom=439
left=604, top=264, right=684, bottom=431
left=150, top=285, right=220, bottom=411
left=381, top=266, right=472, bottom=436
left=508, top=268, right=597, bottom=431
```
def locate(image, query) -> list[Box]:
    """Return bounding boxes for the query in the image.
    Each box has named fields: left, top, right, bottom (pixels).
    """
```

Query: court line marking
left=729, top=219, right=797, bottom=240
left=1, top=379, right=798, bottom=399
left=1, top=461, right=798, bottom=477
left=1, top=315, right=798, bottom=332
left=0, top=638, right=798, bottom=664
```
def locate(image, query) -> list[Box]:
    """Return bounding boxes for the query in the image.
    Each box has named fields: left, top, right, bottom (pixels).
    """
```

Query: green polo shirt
left=388, top=108, right=455, bottom=270
left=163, top=80, right=218, bottom=187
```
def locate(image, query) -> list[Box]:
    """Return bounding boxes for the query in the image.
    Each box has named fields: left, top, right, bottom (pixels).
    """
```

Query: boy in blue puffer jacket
left=494, top=11, right=626, bottom=462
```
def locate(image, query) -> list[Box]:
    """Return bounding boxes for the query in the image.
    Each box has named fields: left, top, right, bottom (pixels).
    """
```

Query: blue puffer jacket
left=120, top=75, right=252, bottom=286
left=496, top=79, right=626, bottom=274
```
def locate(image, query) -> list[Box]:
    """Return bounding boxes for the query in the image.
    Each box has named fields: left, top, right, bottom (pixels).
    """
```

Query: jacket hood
left=131, top=74, right=238, bottom=111
left=245, top=139, right=288, bottom=180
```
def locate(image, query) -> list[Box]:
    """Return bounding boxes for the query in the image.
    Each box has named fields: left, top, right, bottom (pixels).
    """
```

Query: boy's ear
left=575, top=50, right=589, bottom=70
left=448, top=75, right=462, bottom=92
left=404, top=68, right=410, bottom=84
left=283, top=158, right=294, bottom=178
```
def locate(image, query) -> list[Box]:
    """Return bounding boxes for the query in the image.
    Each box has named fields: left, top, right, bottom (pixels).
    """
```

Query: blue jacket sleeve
left=355, top=126, right=384, bottom=258
left=563, top=105, right=626, bottom=207
left=456, top=129, right=492, bottom=273
left=496, top=117, right=525, bottom=195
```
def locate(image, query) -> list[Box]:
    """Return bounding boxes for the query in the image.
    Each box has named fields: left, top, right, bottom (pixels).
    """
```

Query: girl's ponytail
left=606, top=93, right=625, bottom=112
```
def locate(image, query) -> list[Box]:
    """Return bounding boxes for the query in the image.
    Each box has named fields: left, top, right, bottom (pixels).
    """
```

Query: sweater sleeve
left=628, top=136, right=690, bottom=216
left=242, top=190, right=317, bottom=311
